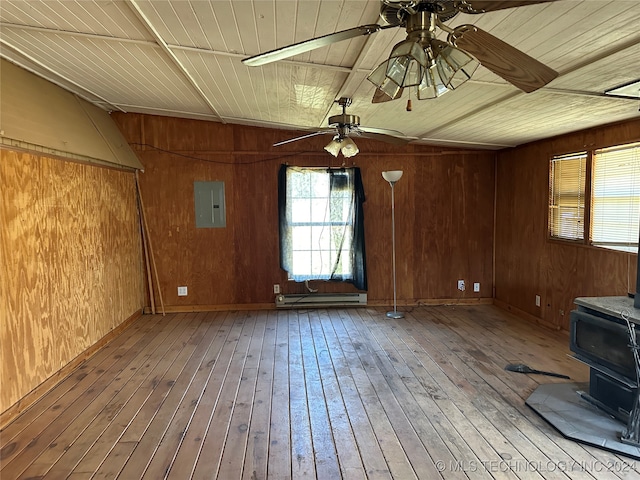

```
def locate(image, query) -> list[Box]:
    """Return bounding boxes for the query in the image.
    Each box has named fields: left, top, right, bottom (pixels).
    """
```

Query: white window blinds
left=549, top=152, right=587, bottom=241
left=591, top=142, right=640, bottom=253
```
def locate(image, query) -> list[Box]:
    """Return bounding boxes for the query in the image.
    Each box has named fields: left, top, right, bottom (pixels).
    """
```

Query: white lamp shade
left=382, top=170, right=403, bottom=183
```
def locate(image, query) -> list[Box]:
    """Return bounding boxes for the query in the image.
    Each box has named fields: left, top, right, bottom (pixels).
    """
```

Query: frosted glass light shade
left=324, top=138, right=342, bottom=157
left=386, top=40, right=428, bottom=87
left=368, top=60, right=403, bottom=101
left=435, top=42, right=479, bottom=90
left=341, top=137, right=359, bottom=158
left=382, top=170, right=403, bottom=183
left=368, top=37, right=478, bottom=103
left=416, top=63, right=449, bottom=99
left=325, top=136, right=359, bottom=158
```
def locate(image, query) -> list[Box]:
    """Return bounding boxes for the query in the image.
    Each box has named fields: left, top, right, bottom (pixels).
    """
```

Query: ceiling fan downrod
left=328, top=97, right=360, bottom=135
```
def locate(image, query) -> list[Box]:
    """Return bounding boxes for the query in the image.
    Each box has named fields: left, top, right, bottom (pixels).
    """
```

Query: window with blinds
left=591, top=142, right=640, bottom=252
left=549, top=152, right=587, bottom=241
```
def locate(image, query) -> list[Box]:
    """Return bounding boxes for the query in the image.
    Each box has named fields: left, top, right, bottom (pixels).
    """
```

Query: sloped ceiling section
left=0, top=1, right=639, bottom=150
left=0, top=59, right=143, bottom=169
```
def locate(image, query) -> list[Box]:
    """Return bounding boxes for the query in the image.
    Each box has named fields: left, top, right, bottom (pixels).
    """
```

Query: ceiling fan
left=243, top=1, right=559, bottom=102
left=273, top=97, right=408, bottom=157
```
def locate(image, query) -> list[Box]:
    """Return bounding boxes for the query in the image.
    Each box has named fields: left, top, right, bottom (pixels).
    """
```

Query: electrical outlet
left=535, top=295, right=541, bottom=307
left=473, top=282, right=480, bottom=292
left=273, top=284, right=280, bottom=294
left=177, top=286, right=188, bottom=296
left=457, top=280, right=465, bottom=291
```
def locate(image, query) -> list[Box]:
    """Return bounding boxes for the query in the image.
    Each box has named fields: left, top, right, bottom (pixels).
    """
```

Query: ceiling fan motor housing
left=328, top=113, right=360, bottom=128
left=380, top=1, right=460, bottom=26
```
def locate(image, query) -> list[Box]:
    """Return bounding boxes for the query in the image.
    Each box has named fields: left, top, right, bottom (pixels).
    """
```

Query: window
left=549, top=142, right=640, bottom=252
left=278, top=165, right=367, bottom=290
left=592, top=143, right=640, bottom=252
left=549, top=152, right=587, bottom=241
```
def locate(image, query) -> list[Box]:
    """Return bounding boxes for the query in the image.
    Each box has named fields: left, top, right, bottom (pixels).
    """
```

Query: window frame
left=286, top=167, right=355, bottom=280
left=278, top=164, right=368, bottom=290
left=548, top=151, right=589, bottom=243
left=548, top=142, right=640, bottom=253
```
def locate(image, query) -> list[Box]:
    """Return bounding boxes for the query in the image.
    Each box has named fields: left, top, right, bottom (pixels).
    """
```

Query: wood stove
left=571, top=297, right=640, bottom=422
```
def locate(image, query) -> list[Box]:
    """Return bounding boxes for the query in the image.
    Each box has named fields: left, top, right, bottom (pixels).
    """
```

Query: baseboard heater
left=275, top=293, right=367, bottom=308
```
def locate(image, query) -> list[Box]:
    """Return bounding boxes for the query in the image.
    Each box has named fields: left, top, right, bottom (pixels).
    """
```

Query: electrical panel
left=194, top=181, right=226, bottom=228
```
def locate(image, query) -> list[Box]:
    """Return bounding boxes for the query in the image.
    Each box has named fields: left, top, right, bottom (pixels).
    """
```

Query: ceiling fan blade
left=455, top=0, right=557, bottom=13
left=450, top=25, right=558, bottom=93
left=273, top=130, right=330, bottom=147
left=243, top=24, right=384, bottom=67
left=357, top=127, right=409, bottom=145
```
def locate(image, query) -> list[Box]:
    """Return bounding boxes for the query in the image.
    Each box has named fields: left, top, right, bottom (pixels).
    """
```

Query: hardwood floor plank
left=217, top=312, right=267, bottom=479
left=242, top=310, right=278, bottom=480
left=354, top=310, right=486, bottom=480
left=3, top=306, right=637, bottom=479
left=34, top=312, right=210, bottom=479
left=142, top=312, right=244, bottom=478
left=344, top=309, right=474, bottom=480
left=91, top=441, right=138, bottom=480
left=319, top=312, right=393, bottom=480
left=187, top=312, right=258, bottom=480
left=298, top=311, right=341, bottom=479
left=418, top=306, right=632, bottom=480
left=2, top=314, right=188, bottom=479
left=399, top=307, right=621, bottom=479
left=0, top=314, right=164, bottom=456
left=355, top=309, right=522, bottom=480
left=309, top=310, right=368, bottom=479
left=265, top=310, right=292, bottom=480
left=331, top=311, right=419, bottom=479
left=377, top=310, right=559, bottom=480
left=287, top=310, right=317, bottom=479
left=397, top=311, right=580, bottom=477
left=390, top=316, right=567, bottom=479
left=134, top=311, right=233, bottom=479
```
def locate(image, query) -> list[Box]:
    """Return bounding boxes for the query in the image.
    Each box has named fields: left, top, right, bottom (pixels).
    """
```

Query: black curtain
left=352, top=167, right=368, bottom=291
left=278, top=164, right=288, bottom=273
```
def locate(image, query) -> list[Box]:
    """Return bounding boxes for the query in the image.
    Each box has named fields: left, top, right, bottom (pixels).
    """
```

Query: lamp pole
left=382, top=171, right=404, bottom=319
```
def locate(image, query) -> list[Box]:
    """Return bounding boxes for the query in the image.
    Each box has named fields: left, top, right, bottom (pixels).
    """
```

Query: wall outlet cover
left=178, top=286, right=188, bottom=296
left=473, top=282, right=480, bottom=292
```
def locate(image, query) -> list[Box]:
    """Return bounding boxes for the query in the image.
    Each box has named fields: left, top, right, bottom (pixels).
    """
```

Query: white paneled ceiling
left=1, top=0, right=639, bottom=150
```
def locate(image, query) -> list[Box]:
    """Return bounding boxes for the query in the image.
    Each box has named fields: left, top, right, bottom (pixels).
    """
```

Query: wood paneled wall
left=495, top=119, right=640, bottom=330
left=0, top=149, right=144, bottom=414
left=112, top=113, right=496, bottom=308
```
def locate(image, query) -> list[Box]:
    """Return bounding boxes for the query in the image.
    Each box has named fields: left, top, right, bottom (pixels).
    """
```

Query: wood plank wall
left=495, top=118, right=640, bottom=330
left=112, top=113, right=496, bottom=309
left=0, top=149, right=145, bottom=414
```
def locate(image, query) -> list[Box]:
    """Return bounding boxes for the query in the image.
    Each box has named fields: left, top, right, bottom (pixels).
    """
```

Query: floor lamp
left=382, top=170, right=403, bottom=319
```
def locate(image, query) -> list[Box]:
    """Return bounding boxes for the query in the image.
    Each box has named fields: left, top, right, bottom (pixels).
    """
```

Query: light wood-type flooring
left=1, top=305, right=639, bottom=479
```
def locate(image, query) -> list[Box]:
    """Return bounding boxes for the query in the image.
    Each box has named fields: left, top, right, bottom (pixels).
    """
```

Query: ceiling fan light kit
left=271, top=97, right=408, bottom=156
left=243, top=0, right=559, bottom=104
left=368, top=10, right=480, bottom=101
left=324, top=136, right=360, bottom=158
